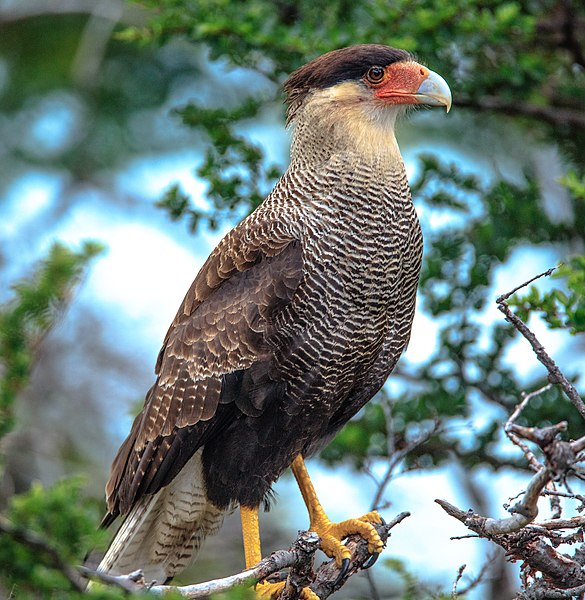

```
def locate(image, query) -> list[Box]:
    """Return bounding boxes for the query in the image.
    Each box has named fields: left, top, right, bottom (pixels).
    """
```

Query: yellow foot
left=256, top=580, right=320, bottom=600
left=314, top=510, right=384, bottom=568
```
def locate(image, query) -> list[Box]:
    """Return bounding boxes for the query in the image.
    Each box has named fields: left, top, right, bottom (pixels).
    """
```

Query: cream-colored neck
left=289, top=82, right=404, bottom=167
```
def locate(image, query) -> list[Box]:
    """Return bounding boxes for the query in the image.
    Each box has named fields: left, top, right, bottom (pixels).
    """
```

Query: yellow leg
left=291, top=454, right=384, bottom=568
left=241, top=505, right=262, bottom=568
left=240, top=505, right=319, bottom=600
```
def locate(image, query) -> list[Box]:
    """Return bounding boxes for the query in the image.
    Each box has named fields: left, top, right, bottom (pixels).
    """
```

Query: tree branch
left=369, top=416, right=440, bottom=512
left=505, top=384, right=553, bottom=472
left=437, top=424, right=585, bottom=594
left=81, top=516, right=410, bottom=599
left=280, top=532, right=320, bottom=600
left=454, top=97, right=585, bottom=129
left=496, top=267, right=585, bottom=419
left=436, top=278, right=585, bottom=596
left=83, top=543, right=305, bottom=597
left=310, top=513, right=410, bottom=599
left=436, top=497, right=585, bottom=592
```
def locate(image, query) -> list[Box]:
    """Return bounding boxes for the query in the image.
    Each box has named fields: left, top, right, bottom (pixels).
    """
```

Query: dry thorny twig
left=437, top=268, right=585, bottom=599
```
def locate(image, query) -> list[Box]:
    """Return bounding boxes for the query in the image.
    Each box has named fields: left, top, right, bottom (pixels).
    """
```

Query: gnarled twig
left=496, top=267, right=585, bottom=419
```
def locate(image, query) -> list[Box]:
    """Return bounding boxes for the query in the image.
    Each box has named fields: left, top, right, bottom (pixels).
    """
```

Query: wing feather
left=105, top=224, right=303, bottom=519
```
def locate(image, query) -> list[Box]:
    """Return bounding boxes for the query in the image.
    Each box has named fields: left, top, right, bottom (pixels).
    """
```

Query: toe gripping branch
left=290, top=454, right=385, bottom=579
left=240, top=456, right=390, bottom=599
left=241, top=505, right=321, bottom=600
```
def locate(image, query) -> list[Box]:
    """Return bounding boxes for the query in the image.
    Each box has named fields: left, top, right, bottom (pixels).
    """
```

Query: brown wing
left=104, top=222, right=303, bottom=519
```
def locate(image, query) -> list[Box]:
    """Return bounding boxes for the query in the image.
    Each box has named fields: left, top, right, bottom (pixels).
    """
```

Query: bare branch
left=455, top=97, right=585, bottom=129
left=505, top=384, right=553, bottom=472
left=310, top=515, right=409, bottom=599
left=506, top=384, right=553, bottom=426
left=456, top=556, right=496, bottom=596
left=548, top=481, right=563, bottom=520
left=451, top=563, right=466, bottom=598
left=437, top=425, right=585, bottom=594
left=383, top=511, right=412, bottom=532
left=488, top=468, right=551, bottom=534
left=542, top=488, right=585, bottom=507
left=438, top=423, right=585, bottom=536
left=519, top=581, right=585, bottom=599
left=83, top=544, right=303, bottom=597
left=436, top=469, right=550, bottom=537
left=533, top=516, right=585, bottom=530
left=496, top=267, right=559, bottom=303
left=496, top=268, right=585, bottom=419
left=436, top=498, right=585, bottom=591
left=435, top=271, right=585, bottom=598
left=81, top=517, right=410, bottom=599
left=79, top=567, right=146, bottom=593
left=280, top=532, right=320, bottom=600
left=370, top=418, right=440, bottom=511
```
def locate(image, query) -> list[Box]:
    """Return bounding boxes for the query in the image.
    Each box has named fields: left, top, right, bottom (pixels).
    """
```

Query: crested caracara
left=96, top=44, right=451, bottom=598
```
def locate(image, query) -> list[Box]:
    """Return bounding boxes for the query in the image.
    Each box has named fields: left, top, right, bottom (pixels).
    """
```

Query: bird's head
left=284, top=45, right=451, bottom=158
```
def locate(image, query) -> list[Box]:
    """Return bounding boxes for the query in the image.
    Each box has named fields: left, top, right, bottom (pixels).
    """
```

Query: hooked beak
left=414, top=70, right=452, bottom=112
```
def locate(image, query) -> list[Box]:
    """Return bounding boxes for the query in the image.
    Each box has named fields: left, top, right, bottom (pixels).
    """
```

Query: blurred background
left=0, top=0, right=584, bottom=598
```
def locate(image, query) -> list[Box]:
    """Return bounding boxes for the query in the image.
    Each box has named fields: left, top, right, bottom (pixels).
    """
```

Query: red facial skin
left=368, top=62, right=431, bottom=105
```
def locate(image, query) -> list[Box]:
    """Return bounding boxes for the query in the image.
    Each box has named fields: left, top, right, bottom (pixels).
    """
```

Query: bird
left=96, top=44, right=451, bottom=598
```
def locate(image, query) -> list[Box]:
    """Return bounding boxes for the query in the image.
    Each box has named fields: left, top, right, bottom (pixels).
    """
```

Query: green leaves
left=157, top=100, right=281, bottom=232
left=125, top=0, right=584, bottom=115
left=141, top=0, right=585, bottom=264
left=504, top=172, right=585, bottom=334
left=4, top=478, right=103, bottom=564
left=2, top=1, right=584, bottom=596
left=510, top=258, right=585, bottom=334
left=561, top=171, right=585, bottom=202
left=0, top=243, right=108, bottom=597
left=0, top=242, right=104, bottom=441
left=0, top=478, right=112, bottom=598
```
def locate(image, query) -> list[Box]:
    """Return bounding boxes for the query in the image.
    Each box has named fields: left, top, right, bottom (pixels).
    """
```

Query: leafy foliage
left=125, top=0, right=585, bottom=230
left=122, top=0, right=582, bottom=112
left=0, top=242, right=104, bottom=440
left=0, top=479, right=112, bottom=599
left=510, top=257, right=585, bottom=333
left=158, top=100, right=281, bottom=231
left=0, top=243, right=125, bottom=599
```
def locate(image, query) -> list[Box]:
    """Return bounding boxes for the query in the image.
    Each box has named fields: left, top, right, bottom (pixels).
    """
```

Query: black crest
left=284, top=44, right=413, bottom=123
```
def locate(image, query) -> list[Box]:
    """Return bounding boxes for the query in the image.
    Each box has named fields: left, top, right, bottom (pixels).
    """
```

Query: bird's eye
left=366, top=66, right=385, bottom=84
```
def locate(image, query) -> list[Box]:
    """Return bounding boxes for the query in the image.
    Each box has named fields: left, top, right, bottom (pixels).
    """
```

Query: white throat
left=290, top=81, right=404, bottom=165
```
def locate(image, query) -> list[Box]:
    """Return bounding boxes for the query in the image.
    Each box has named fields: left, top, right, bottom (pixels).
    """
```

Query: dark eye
left=366, top=66, right=385, bottom=84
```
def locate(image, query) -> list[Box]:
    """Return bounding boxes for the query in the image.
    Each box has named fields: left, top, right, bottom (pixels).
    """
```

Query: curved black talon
left=334, top=557, right=351, bottom=585
left=378, top=514, right=387, bottom=527
left=362, top=552, right=380, bottom=570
